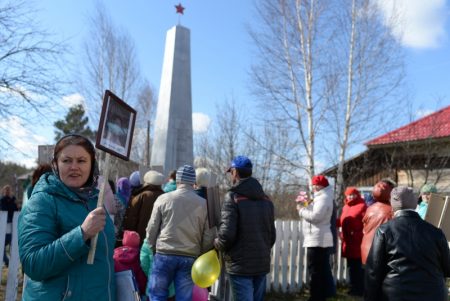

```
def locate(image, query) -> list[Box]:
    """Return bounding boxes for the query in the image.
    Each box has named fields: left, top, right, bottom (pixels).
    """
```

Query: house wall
left=397, top=168, right=450, bottom=193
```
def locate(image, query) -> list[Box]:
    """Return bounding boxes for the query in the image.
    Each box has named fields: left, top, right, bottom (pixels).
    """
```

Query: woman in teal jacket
left=19, top=134, right=116, bottom=301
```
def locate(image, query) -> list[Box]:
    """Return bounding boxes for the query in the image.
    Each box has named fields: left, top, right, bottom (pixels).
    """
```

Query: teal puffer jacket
left=19, top=173, right=116, bottom=301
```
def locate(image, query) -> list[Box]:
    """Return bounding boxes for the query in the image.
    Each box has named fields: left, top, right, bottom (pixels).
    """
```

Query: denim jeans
left=149, top=253, right=195, bottom=301
left=228, top=273, right=266, bottom=301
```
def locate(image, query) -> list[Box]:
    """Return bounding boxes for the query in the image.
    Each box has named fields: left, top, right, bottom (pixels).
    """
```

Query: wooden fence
left=0, top=211, right=20, bottom=301
left=0, top=214, right=349, bottom=300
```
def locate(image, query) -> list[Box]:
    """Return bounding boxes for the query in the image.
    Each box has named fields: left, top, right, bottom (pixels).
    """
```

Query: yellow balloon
left=191, top=249, right=221, bottom=288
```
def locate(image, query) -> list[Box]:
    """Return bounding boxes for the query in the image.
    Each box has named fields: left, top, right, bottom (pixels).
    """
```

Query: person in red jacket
left=337, top=187, right=367, bottom=296
left=360, top=179, right=395, bottom=265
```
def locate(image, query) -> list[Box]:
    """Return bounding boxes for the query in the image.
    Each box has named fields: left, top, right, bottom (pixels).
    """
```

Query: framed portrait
left=96, top=90, right=137, bottom=161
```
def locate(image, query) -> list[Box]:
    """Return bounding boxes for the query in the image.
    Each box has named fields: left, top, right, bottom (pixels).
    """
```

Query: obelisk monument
left=150, top=21, right=193, bottom=176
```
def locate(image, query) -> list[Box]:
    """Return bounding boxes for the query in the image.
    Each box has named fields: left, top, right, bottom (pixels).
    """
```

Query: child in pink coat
left=113, top=230, right=147, bottom=295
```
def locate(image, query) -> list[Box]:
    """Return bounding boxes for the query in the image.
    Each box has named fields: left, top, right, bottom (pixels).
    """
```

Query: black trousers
left=347, top=258, right=364, bottom=295
left=307, top=247, right=333, bottom=301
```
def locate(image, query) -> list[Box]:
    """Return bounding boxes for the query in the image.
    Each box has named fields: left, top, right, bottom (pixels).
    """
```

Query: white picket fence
left=0, top=214, right=349, bottom=300
left=0, top=211, right=21, bottom=301
left=267, top=220, right=348, bottom=293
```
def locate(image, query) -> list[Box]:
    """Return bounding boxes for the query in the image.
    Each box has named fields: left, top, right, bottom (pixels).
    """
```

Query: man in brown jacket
left=122, top=170, right=165, bottom=245
left=361, top=179, right=395, bottom=264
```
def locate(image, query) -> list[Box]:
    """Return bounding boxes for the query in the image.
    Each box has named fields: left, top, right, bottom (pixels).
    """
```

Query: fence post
left=0, top=212, right=6, bottom=284
left=5, top=212, right=20, bottom=301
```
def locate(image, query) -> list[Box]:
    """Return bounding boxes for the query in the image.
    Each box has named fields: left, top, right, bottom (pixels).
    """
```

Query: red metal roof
left=366, top=105, right=450, bottom=146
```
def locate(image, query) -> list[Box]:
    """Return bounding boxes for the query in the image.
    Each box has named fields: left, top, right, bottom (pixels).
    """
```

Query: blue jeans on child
left=149, top=253, right=195, bottom=301
left=228, top=273, right=266, bottom=301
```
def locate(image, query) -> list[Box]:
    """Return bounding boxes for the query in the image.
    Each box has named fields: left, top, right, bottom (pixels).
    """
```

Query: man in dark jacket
left=365, top=186, right=450, bottom=301
left=214, top=155, right=276, bottom=301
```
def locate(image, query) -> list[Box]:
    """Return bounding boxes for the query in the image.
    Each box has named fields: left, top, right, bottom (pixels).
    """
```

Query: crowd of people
left=12, top=135, right=276, bottom=301
left=296, top=176, right=450, bottom=301
left=0, top=133, right=448, bottom=301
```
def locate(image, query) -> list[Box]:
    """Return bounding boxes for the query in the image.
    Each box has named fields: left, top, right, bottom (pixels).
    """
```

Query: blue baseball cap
left=227, top=155, right=253, bottom=172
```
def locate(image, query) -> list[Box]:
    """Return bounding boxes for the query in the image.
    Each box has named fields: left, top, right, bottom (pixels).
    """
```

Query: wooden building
left=324, top=105, right=450, bottom=193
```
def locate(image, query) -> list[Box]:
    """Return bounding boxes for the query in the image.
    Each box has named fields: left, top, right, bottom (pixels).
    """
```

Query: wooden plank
left=87, top=152, right=111, bottom=264
left=0, top=212, right=7, bottom=284
left=5, top=212, right=20, bottom=301
left=297, top=221, right=304, bottom=288
left=272, top=220, right=282, bottom=291
left=438, top=196, right=450, bottom=241
left=280, top=221, right=289, bottom=293
left=296, top=221, right=303, bottom=290
left=289, top=220, right=299, bottom=293
left=425, top=193, right=446, bottom=227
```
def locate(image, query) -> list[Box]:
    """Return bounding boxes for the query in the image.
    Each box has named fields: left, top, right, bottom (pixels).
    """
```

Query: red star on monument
left=175, top=3, right=185, bottom=15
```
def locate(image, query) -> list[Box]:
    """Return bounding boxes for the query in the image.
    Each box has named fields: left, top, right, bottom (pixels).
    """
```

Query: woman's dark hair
left=53, top=134, right=97, bottom=185
left=31, top=163, right=53, bottom=187
left=169, top=170, right=177, bottom=180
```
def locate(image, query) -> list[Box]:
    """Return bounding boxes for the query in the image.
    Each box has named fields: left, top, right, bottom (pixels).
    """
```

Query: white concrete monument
left=150, top=25, right=193, bottom=176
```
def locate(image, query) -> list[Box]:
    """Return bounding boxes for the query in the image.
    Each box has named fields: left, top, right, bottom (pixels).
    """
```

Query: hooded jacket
left=361, top=200, right=392, bottom=264
left=337, top=189, right=367, bottom=259
left=18, top=173, right=116, bottom=301
left=122, top=184, right=164, bottom=245
left=215, top=177, right=276, bottom=275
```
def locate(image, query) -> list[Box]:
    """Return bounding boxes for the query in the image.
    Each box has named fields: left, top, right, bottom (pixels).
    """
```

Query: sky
left=2, top=0, right=450, bottom=168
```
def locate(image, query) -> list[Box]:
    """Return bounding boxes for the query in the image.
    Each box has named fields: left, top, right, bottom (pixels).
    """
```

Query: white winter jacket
left=299, top=185, right=333, bottom=248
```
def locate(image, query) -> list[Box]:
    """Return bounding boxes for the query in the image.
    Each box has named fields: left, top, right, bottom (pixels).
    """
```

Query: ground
left=265, top=286, right=363, bottom=301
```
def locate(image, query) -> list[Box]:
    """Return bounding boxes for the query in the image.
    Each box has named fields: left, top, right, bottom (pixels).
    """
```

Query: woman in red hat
left=297, top=174, right=335, bottom=301
left=337, top=187, right=367, bottom=296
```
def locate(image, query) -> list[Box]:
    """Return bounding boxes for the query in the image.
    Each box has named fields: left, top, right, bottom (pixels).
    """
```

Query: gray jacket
left=146, top=184, right=215, bottom=257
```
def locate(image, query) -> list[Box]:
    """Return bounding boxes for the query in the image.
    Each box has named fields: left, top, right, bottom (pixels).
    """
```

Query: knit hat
left=143, top=170, right=164, bottom=186
left=129, top=171, right=141, bottom=188
left=312, top=175, right=329, bottom=187
left=195, top=168, right=210, bottom=187
left=390, top=186, right=416, bottom=211
left=420, top=183, right=437, bottom=194
left=176, top=165, right=196, bottom=185
left=344, top=187, right=360, bottom=196
left=122, top=230, right=140, bottom=248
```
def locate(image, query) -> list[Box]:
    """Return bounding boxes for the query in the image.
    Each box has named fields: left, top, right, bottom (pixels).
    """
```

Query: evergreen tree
left=54, top=104, right=95, bottom=141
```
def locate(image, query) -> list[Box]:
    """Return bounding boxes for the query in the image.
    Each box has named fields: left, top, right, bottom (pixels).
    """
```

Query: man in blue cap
left=214, top=156, right=276, bottom=301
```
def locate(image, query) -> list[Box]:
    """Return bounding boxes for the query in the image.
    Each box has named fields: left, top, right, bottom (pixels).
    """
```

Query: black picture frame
left=95, top=90, right=136, bottom=161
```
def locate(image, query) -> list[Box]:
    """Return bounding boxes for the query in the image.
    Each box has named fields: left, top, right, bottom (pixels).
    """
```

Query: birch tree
left=0, top=0, right=68, bottom=154
left=131, top=81, right=157, bottom=164
left=79, top=3, right=156, bottom=166
left=80, top=3, right=141, bottom=127
left=325, top=0, right=405, bottom=200
left=250, top=0, right=405, bottom=199
left=249, top=0, right=331, bottom=185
